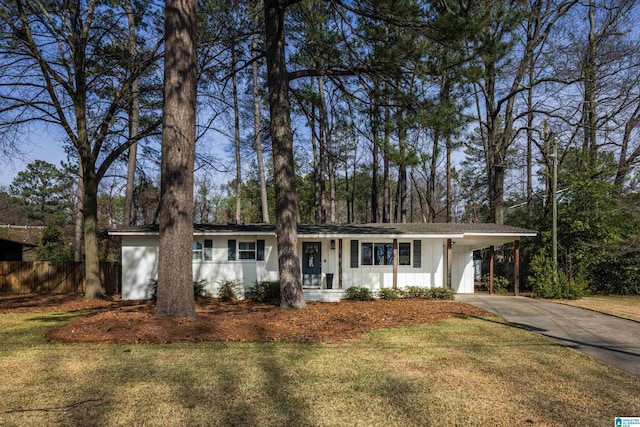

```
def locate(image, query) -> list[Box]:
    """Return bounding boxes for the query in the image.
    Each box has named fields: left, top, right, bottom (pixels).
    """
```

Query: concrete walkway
left=456, top=294, right=640, bottom=377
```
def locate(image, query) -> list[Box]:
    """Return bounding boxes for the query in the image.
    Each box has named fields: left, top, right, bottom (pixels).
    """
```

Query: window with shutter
left=228, top=239, right=236, bottom=261
left=256, top=239, right=265, bottom=261
left=350, top=240, right=358, bottom=268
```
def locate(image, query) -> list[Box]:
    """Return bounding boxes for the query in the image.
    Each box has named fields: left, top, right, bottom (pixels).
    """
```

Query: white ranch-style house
left=110, top=223, right=536, bottom=301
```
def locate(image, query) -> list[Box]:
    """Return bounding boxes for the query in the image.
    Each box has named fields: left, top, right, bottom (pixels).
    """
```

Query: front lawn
left=0, top=308, right=638, bottom=426
left=553, top=295, right=640, bottom=322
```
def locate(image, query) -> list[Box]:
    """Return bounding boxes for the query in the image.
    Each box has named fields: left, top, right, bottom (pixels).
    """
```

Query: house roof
left=110, top=223, right=536, bottom=249
left=0, top=237, right=37, bottom=247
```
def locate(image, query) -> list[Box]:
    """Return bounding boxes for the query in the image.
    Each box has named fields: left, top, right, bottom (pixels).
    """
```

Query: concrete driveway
left=456, top=294, right=640, bottom=377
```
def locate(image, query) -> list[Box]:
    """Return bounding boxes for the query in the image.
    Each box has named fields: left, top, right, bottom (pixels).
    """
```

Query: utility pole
left=552, top=132, right=558, bottom=277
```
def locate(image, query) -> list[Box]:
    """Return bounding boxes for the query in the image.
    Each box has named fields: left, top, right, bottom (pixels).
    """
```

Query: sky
left=0, top=126, right=70, bottom=188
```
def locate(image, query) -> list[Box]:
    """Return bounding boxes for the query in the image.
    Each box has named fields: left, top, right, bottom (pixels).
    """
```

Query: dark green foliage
left=37, top=225, right=72, bottom=262
left=587, top=248, right=640, bottom=295
left=509, top=154, right=640, bottom=296
left=404, top=286, right=429, bottom=299
left=193, top=279, right=212, bottom=298
left=9, top=161, right=74, bottom=226
left=343, top=286, right=374, bottom=301
left=528, top=253, right=588, bottom=300
left=425, top=287, right=455, bottom=300
left=404, top=286, right=455, bottom=300
left=377, top=287, right=405, bottom=300
left=482, top=274, right=509, bottom=294
left=249, top=280, right=281, bottom=304
left=217, top=280, right=241, bottom=301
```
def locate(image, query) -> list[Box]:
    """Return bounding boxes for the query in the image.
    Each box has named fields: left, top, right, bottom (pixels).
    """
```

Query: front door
left=302, top=242, right=321, bottom=287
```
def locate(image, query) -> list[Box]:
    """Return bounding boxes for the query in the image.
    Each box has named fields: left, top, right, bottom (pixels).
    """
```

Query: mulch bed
left=0, top=293, right=494, bottom=344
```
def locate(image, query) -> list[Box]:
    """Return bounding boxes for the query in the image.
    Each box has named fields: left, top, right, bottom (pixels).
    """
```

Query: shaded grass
left=0, top=313, right=638, bottom=426
left=553, top=295, right=640, bottom=322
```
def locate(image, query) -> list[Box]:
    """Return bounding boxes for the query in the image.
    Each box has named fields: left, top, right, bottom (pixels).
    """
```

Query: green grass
left=553, top=295, right=640, bottom=322
left=0, top=312, right=638, bottom=426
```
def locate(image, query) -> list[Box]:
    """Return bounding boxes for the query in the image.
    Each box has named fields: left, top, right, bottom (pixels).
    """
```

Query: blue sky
left=0, top=127, right=69, bottom=188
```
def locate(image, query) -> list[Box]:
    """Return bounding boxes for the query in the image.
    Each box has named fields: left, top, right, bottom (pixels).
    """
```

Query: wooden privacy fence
left=0, top=262, right=120, bottom=294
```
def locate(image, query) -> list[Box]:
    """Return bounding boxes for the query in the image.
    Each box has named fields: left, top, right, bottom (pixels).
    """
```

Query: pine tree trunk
left=526, top=60, right=534, bottom=216
left=264, top=0, right=305, bottom=309
left=232, top=47, right=242, bottom=224
left=156, top=0, right=197, bottom=318
left=383, top=102, right=391, bottom=224
left=371, top=102, right=379, bottom=223
left=395, top=116, right=407, bottom=223
left=74, top=160, right=84, bottom=262
left=582, top=0, right=598, bottom=165
left=429, top=131, right=438, bottom=222
left=123, top=0, right=139, bottom=227
left=317, top=76, right=327, bottom=224
left=317, top=76, right=334, bottom=223
left=252, top=6, right=269, bottom=223
left=82, top=167, right=104, bottom=299
left=446, top=136, right=452, bottom=223
left=310, top=78, right=321, bottom=223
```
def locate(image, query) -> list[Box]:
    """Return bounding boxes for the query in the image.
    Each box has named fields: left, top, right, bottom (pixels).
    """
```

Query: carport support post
left=489, top=245, right=495, bottom=295
left=338, top=238, right=343, bottom=289
left=393, top=238, right=398, bottom=289
left=514, top=239, right=520, bottom=296
left=446, top=239, right=452, bottom=289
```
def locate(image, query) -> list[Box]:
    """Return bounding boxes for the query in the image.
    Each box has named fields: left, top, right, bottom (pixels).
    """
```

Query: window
left=413, top=240, right=421, bottom=268
left=361, top=243, right=373, bottom=265
left=193, top=240, right=213, bottom=261
left=239, top=241, right=256, bottom=260
left=228, top=239, right=264, bottom=261
left=375, top=243, right=393, bottom=265
left=256, top=240, right=265, bottom=261
left=399, top=243, right=410, bottom=265
left=228, top=240, right=236, bottom=260
left=192, top=241, right=203, bottom=261
left=204, top=239, right=213, bottom=261
left=350, top=240, right=359, bottom=268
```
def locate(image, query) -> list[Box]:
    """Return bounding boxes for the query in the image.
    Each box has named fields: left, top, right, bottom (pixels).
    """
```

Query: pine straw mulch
left=0, top=293, right=494, bottom=344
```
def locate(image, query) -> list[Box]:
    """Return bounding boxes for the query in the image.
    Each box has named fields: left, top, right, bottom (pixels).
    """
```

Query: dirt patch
left=0, top=293, right=494, bottom=344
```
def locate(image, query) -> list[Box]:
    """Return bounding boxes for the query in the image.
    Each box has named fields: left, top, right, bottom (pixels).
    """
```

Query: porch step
left=303, top=288, right=345, bottom=303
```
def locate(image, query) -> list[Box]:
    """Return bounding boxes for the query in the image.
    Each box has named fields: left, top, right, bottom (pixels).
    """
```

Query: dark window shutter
left=228, top=239, right=236, bottom=261
left=413, top=240, right=421, bottom=268
left=350, top=240, right=359, bottom=268
left=256, top=239, right=265, bottom=261
left=204, top=239, right=213, bottom=261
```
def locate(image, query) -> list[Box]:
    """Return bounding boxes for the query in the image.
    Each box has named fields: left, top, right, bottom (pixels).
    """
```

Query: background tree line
left=0, top=0, right=638, bottom=307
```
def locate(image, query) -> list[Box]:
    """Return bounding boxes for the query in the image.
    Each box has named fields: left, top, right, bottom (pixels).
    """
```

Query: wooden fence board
left=0, top=261, right=120, bottom=294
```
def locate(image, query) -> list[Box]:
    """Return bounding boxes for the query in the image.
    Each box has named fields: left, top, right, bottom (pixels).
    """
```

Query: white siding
left=120, top=234, right=469, bottom=300
left=451, top=246, right=474, bottom=293
left=121, top=236, right=158, bottom=299
left=121, top=235, right=278, bottom=300
left=341, top=238, right=444, bottom=291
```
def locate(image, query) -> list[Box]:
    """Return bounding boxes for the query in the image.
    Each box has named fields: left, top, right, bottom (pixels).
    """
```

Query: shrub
left=249, top=280, right=281, bottom=304
left=482, top=274, right=509, bottom=294
left=147, top=279, right=212, bottom=300
left=343, top=286, right=374, bottom=301
left=425, top=287, right=455, bottom=300
left=587, top=250, right=640, bottom=295
left=377, top=287, right=405, bottom=300
left=193, top=279, right=212, bottom=298
left=404, top=286, right=429, bottom=299
left=528, top=253, right=556, bottom=298
left=529, top=253, right=588, bottom=299
left=217, top=280, right=241, bottom=301
left=402, top=286, right=455, bottom=300
left=148, top=279, right=158, bottom=300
